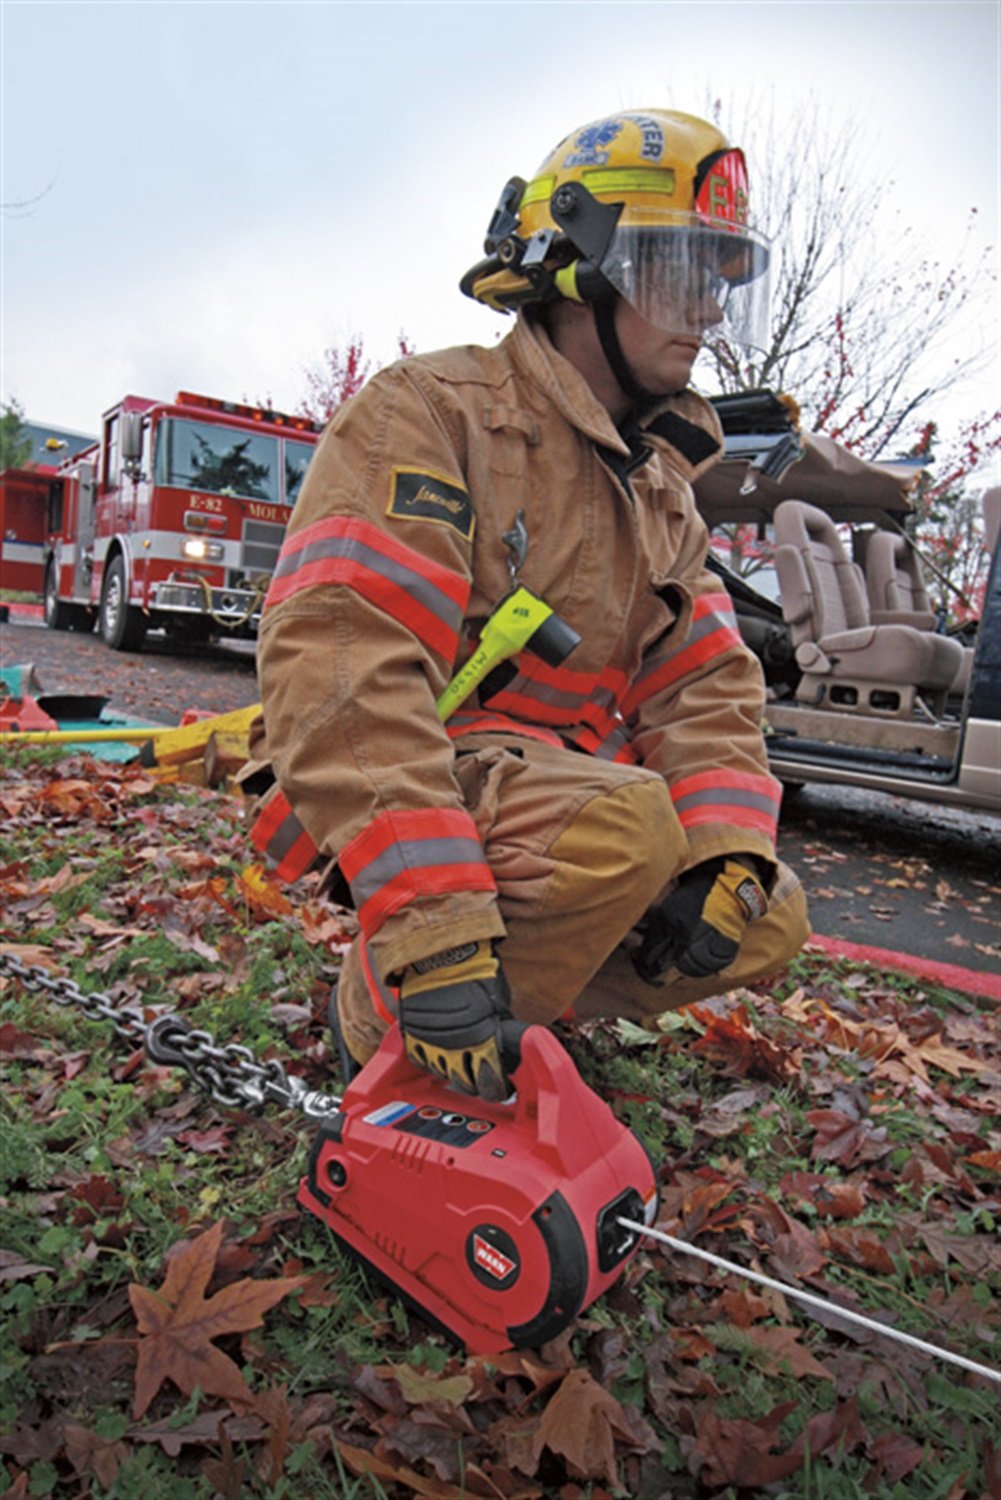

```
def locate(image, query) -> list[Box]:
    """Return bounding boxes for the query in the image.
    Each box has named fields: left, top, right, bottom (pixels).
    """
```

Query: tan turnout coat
left=256, top=314, right=787, bottom=991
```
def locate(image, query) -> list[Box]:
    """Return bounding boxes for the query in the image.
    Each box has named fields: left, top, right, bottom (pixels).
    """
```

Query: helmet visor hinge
left=493, top=229, right=561, bottom=299
left=549, top=181, right=623, bottom=266
left=520, top=229, right=557, bottom=271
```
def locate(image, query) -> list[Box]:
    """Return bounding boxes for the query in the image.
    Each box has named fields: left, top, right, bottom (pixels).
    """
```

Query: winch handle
left=509, top=1025, right=621, bottom=1175
left=353, top=1023, right=584, bottom=1140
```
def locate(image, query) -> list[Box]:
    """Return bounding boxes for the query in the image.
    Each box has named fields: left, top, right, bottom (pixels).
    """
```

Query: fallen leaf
left=63, top=1422, right=129, bottom=1490
left=741, top=1325, right=835, bottom=1381
left=386, top=1363, right=475, bottom=1408
left=336, top=1440, right=480, bottom=1499
left=200, top=1418, right=247, bottom=1500
left=239, top=862, right=293, bottom=917
left=822, top=1226, right=897, bottom=1275
left=128, top=1220, right=306, bottom=1417
left=0, top=1250, right=55, bottom=1283
left=806, top=1110, right=891, bottom=1168
left=127, top=1410, right=266, bottom=1457
left=869, top=1430, right=927, bottom=1484
left=532, top=1367, right=655, bottom=1487
left=780, top=1171, right=867, bottom=1219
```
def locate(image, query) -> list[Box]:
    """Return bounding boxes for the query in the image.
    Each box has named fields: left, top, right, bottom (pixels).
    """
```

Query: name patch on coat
left=387, top=467, right=475, bottom=541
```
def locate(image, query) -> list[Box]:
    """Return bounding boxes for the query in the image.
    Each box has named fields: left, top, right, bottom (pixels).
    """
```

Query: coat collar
left=507, top=315, right=723, bottom=482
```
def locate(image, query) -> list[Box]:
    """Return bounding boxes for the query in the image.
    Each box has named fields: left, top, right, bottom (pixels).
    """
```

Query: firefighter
left=254, top=108, right=809, bottom=1100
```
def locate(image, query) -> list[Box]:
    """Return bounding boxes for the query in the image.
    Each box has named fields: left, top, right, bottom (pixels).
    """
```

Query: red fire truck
left=40, top=391, right=321, bottom=651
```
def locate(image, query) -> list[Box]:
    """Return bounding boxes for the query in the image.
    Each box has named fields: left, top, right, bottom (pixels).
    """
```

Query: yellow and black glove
left=634, top=856, right=769, bottom=982
left=398, top=941, right=523, bottom=1101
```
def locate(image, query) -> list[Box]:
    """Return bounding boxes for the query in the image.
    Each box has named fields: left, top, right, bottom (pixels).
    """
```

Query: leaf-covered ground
left=1, top=749, right=998, bottom=1500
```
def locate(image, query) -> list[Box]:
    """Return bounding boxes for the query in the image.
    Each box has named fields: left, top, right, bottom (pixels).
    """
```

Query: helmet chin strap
left=593, top=297, right=660, bottom=408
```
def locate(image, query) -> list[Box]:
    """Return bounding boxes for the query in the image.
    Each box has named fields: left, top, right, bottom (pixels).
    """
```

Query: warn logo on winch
left=474, top=1236, right=515, bottom=1280
left=466, top=1225, right=520, bottom=1289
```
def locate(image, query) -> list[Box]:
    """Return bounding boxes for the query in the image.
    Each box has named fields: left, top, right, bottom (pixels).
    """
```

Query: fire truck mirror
left=121, top=413, right=144, bottom=474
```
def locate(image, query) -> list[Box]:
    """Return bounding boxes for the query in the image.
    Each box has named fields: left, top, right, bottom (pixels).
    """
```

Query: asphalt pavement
left=3, top=610, right=998, bottom=997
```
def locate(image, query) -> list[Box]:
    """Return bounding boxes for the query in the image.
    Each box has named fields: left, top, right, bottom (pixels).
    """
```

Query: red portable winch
left=297, top=1025, right=658, bottom=1354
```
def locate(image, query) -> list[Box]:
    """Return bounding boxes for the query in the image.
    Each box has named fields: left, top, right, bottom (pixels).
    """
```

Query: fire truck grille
left=241, top=519, right=286, bottom=578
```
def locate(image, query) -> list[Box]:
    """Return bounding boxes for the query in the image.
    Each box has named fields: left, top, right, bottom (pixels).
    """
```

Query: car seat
left=772, top=500, right=963, bottom=716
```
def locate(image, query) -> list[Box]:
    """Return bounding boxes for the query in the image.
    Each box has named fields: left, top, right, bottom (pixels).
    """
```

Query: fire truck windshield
left=155, top=417, right=282, bottom=503
left=285, top=439, right=315, bottom=506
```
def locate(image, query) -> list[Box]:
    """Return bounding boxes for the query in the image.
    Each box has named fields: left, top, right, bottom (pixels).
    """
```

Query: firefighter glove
left=399, top=941, right=522, bottom=1101
left=634, top=856, right=769, bottom=982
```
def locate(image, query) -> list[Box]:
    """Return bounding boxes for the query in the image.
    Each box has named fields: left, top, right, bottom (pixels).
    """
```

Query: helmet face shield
left=599, top=215, right=772, bottom=350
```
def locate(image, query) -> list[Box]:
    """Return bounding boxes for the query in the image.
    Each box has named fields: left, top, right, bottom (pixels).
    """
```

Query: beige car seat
left=865, top=530, right=937, bottom=628
left=865, top=529, right=976, bottom=699
left=773, top=500, right=963, bottom=715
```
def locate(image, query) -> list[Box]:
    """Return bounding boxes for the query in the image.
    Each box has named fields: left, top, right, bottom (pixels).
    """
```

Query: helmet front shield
left=598, top=214, right=772, bottom=350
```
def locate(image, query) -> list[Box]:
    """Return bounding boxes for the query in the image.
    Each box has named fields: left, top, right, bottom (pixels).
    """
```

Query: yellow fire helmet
left=461, top=108, right=771, bottom=354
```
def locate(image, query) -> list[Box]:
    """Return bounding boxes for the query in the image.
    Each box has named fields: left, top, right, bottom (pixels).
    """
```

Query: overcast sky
left=3, top=0, right=999, bottom=459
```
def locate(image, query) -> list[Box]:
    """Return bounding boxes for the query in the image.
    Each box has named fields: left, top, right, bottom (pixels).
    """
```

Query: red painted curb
left=3, top=602, right=44, bottom=618
left=806, top=932, right=999, bottom=1001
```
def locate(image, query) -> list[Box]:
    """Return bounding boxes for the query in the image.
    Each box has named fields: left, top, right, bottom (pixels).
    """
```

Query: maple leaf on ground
left=532, top=1367, right=657, bottom=1487
left=780, top=1170, right=867, bottom=1219
left=740, top=1325, right=835, bottom=1381
left=689, top=1396, right=865, bottom=1488
left=63, top=1422, right=129, bottom=1491
left=806, top=1108, right=891, bottom=1169
left=869, top=1430, right=928, bottom=1485
left=128, top=1220, right=306, bottom=1418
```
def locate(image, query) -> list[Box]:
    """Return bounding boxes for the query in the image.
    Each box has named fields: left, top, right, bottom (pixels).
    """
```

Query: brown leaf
left=532, top=1368, right=655, bottom=1487
left=128, top=1220, right=306, bottom=1417
left=823, top=1226, right=897, bottom=1275
left=806, top=1109, right=890, bottom=1169
left=254, top=1386, right=292, bottom=1489
left=913, top=1033, right=989, bottom=1079
left=869, top=1430, right=927, bottom=1484
left=691, top=1396, right=864, bottom=1488
left=742, top=1325, right=835, bottom=1381
left=0, top=1022, right=53, bottom=1060
left=680, top=1179, right=739, bottom=1237
left=780, top=1170, right=867, bottom=1219
left=920, top=1224, right=1001, bottom=1276
left=63, top=1422, right=128, bottom=1490
left=689, top=1000, right=799, bottom=1082
left=336, top=1440, right=476, bottom=1498
left=127, top=1410, right=266, bottom=1457
left=0, top=1249, right=54, bottom=1283
left=201, top=1418, right=247, bottom=1500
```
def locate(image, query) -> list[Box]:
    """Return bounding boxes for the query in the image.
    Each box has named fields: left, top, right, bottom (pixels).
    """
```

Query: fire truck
left=40, top=391, right=321, bottom=651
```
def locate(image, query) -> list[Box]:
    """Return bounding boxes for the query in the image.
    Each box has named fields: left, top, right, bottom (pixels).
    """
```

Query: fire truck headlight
left=182, top=538, right=224, bottom=562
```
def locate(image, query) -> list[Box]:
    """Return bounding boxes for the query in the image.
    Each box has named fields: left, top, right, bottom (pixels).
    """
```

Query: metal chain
left=0, top=950, right=341, bottom=1122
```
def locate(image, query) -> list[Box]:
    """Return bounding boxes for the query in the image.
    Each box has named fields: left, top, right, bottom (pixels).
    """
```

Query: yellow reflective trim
left=520, top=174, right=556, bottom=208
left=580, top=166, right=676, bottom=196
left=522, top=166, right=676, bottom=213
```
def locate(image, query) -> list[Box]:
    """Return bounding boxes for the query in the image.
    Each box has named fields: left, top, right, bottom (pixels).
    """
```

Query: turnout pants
left=336, top=734, right=809, bottom=1064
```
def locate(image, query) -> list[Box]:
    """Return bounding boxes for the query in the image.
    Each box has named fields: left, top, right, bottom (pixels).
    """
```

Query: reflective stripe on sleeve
left=670, top=768, right=782, bottom=841
left=360, top=938, right=399, bottom=1026
left=624, top=593, right=743, bottom=711
left=264, top=515, right=470, bottom=662
left=249, top=788, right=320, bottom=883
left=339, top=807, right=496, bottom=939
